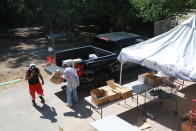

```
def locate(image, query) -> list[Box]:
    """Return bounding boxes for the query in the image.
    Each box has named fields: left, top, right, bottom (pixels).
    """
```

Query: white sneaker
left=65, top=103, right=72, bottom=107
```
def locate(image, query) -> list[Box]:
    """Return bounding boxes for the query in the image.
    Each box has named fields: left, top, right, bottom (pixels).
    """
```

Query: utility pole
left=51, top=36, right=56, bottom=65
left=49, top=26, right=56, bottom=66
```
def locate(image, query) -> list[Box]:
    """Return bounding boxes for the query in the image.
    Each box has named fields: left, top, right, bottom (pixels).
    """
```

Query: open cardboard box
left=90, top=86, right=121, bottom=106
left=146, top=75, right=162, bottom=87
left=106, top=80, right=133, bottom=99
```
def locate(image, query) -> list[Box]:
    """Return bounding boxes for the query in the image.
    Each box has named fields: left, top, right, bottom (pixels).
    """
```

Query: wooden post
left=59, top=126, right=64, bottom=131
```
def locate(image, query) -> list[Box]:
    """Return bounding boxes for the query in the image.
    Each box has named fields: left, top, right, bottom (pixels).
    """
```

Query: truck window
left=93, top=38, right=117, bottom=53
left=118, top=37, right=144, bottom=50
left=136, top=38, right=144, bottom=43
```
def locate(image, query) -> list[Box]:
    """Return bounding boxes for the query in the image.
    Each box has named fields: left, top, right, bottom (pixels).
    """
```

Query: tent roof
left=118, top=15, right=196, bottom=81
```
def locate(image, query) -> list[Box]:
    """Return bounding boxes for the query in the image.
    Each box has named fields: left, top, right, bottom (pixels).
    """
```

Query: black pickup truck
left=45, top=32, right=145, bottom=88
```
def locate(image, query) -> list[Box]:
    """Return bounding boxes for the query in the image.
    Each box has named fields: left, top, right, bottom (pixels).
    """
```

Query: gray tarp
left=118, top=15, right=196, bottom=81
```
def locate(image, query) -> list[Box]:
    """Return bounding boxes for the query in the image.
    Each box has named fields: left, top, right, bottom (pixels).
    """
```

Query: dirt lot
left=0, top=28, right=90, bottom=90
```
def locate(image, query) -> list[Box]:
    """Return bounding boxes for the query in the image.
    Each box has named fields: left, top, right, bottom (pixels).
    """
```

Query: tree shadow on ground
left=34, top=103, right=57, bottom=123
left=0, top=52, right=49, bottom=69
left=0, top=36, right=47, bottom=56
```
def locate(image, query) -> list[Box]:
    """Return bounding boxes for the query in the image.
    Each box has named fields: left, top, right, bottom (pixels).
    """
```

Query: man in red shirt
left=25, top=64, right=45, bottom=106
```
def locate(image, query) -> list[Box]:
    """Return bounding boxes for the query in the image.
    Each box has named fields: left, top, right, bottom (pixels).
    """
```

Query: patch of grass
left=176, top=16, right=188, bottom=20
left=0, top=86, right=8, bottom=92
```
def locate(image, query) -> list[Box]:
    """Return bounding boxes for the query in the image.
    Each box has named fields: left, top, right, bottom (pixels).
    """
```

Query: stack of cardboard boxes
left=90, top=80, right=133, bottom=106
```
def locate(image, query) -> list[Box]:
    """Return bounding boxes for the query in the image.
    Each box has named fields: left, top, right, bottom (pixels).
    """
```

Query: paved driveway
left=0, top=66, right=195, bottom=131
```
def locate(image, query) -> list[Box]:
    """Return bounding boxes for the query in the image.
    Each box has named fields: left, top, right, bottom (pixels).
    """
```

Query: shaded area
left=116, top=83, right=196, bottom=130
left=55, top=85, right=91, bottom=103
left=63, top=101, right=93, bottom=119
left=0, top=27, right=90, bottom=58
left=0, top=38, right=88, bottom=70
left=118, top=99, right=182, bottom=130
left=0, top=33, right=47, bottom=56
left=177, top=83, right=196, bottom=114
left=0, top=52, right=49, bottom=70
left=54, top=86, right=67, bottom=103
left=34, top=103, right=57, bottom=123
left=121, top=65, right=152, bottom=84
left=55, top=85, right=93, bottom=119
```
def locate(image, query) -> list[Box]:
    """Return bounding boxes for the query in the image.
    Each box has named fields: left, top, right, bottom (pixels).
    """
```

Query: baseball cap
left=62, top=59, right=72, bottom=67
left=29, top=63, right=36, bottom=70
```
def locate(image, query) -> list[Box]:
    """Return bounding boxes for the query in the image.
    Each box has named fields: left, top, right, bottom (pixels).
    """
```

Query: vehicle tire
left=110, top=63, right=120, bottom=73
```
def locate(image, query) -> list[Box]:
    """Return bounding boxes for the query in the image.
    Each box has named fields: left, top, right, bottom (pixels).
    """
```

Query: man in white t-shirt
left=61, top=60, right=80, bottom=107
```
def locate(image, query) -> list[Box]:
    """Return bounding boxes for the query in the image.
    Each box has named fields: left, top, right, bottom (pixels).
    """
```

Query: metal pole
left=119, top=62, right=123, bottom=85
left=101, top=108, right=102, bottom=118
left=51, top=37, right=56, bottom=65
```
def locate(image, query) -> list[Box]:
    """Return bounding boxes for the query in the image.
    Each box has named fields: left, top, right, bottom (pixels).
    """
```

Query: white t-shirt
left=63, top=67, right=79, bottom=88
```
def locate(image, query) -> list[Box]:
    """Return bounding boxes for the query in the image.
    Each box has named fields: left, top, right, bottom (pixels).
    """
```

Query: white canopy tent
left=118, top=15, right=196, bottom=83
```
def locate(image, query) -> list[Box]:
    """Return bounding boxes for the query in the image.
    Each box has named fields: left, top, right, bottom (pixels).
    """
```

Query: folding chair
left=189, top=99, right=196, bottom=131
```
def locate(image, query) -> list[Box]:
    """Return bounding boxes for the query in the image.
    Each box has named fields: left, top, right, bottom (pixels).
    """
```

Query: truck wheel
left=111, top=63, right=120, bottom=72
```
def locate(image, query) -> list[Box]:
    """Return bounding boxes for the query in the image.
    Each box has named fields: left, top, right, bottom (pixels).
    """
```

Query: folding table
left=90, top=115, right=141, bottom=131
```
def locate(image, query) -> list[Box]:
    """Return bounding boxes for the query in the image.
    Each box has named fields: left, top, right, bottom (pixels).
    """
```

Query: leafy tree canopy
left=131, top=0, right=189, bottom=22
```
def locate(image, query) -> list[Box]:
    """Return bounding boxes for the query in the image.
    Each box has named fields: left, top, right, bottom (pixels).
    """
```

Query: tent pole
left=119, top=62, right=123, bottom=85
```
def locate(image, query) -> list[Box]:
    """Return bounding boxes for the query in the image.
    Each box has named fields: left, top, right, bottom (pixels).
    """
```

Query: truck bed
left=56, top=45, right=116, bottom=67
left=45, top=45, right=116, bottom=75
left=44, top=65, right=64, bottom=75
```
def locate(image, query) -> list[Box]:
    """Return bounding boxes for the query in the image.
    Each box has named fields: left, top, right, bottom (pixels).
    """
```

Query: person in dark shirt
left=25, top=63, right=45, bottom=106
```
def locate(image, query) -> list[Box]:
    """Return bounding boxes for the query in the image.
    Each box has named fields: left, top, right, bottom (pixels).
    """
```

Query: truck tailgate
left=44, top=66, right=64, bottom=75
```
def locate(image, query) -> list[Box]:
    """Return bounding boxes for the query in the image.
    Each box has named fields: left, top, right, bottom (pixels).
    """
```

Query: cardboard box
left=72, top=58, right=82, bottom=67
left=138, top=72, right=156, bottom=84
left=105, top=90, right=121, bottom=102
left=106, top=80, right=133, bottom=99
left=90, top=88, right=109, bottom=106
left=146, top=75, right=162, bottom=87
left=115, top=87, right=133, bottom=99
left=50, top=70, right=63, bottom=84
left=113, top=83, right=133, bottom=99
left=90, top=86, right=121, bottom=106
left=106, top=79, right=117, bottom=89
left=181, top=120, right=196, bottom=131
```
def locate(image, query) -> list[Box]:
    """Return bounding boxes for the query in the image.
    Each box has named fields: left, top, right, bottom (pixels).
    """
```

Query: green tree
left=131, top=0, right=189, bottom=22
left=81, top=0, right=136, bottom=31
left=188, top=0, right=196, bottom=8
